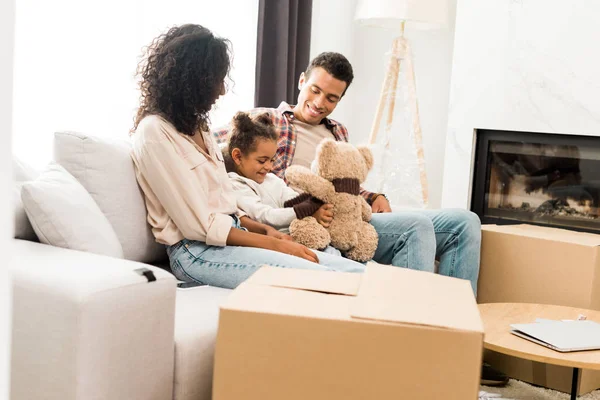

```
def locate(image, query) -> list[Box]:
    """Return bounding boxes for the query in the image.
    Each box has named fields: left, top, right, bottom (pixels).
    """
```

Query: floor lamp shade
left=354, top=0, right=447, bottom=30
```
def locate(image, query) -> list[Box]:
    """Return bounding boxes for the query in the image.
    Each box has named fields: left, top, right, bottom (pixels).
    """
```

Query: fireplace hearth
left=471, top=129, right=600, bottom=234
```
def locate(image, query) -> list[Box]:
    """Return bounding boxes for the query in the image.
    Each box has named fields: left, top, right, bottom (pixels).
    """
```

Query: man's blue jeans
left=369, top=209, right=481, bottom=295
left=167, top=209, right=481, bottom=295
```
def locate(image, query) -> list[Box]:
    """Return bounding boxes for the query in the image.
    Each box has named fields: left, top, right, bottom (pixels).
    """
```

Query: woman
left=130, top=24, right=364, bottom=289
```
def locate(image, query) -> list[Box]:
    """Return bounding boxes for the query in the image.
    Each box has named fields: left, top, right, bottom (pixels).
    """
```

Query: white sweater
left=228, top=172, right=301, bottom=231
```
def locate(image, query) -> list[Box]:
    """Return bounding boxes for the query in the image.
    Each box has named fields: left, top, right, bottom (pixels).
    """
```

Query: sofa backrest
left=54, top=131, right=167, bottom=264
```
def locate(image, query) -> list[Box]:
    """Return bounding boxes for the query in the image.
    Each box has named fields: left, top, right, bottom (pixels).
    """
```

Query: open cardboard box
left=213, top=263, right=483, bottom=400
left=480, top=224, right=600, bottom=395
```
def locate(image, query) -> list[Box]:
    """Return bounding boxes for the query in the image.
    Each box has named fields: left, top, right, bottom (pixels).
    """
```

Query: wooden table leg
left=571, top=367, right=580, bottom=400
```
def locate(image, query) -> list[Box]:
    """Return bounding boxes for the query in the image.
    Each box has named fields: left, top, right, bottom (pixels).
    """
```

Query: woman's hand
left=312, top=203, right=334, bottom=227
left=265, top=226, right=293, bottom=241
left=228, top=221, right=317, bottom=262
left=273, top=239, right=319, bottom=263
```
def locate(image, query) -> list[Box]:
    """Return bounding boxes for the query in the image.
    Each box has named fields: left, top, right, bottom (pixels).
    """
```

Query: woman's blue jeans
left=167, top=209, right=481, bottom=295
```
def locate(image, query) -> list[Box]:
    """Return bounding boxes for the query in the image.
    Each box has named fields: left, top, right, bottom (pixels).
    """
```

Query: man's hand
left=265, top=226, right=293, bottom=241
left=372, top=195, right=392, bottom=213
left=312, top=203, right=334, bottom=227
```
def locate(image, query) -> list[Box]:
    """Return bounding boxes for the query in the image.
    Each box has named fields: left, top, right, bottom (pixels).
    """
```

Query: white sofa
left=11, top=131, right=233, bottom=400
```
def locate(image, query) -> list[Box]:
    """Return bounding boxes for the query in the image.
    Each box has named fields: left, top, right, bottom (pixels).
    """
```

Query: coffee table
left=479, top=303, right=600, bottom=400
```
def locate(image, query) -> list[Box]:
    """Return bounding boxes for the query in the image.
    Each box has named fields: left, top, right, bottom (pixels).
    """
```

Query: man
left=214, top=52, right=508, bottom=386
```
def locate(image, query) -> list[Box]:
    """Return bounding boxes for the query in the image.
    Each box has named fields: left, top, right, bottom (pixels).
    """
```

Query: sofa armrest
left=10, top=239, right=176, bottom=400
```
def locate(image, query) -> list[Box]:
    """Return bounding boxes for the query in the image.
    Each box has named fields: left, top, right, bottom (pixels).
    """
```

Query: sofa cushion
left=54, top=131, right=167, bottom=264
left=21, top=163, right=124, bottom=258
left=173, top=286, right=232, bottom=400
left=13, top=158, right=39, bottom=241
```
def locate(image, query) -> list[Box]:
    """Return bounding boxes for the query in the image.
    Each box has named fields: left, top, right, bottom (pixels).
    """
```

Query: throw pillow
left=21, top=163, right=124, bottom=258
left=13, top=158, right=39, bottom=240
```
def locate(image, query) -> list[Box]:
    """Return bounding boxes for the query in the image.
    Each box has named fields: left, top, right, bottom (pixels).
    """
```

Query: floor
left=481, top=380, right=600, bottom=399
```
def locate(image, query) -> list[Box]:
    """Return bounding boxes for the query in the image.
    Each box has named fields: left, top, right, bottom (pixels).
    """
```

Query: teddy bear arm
left=286, top=166, right=335, bottom=202
left=309, top=179, right=336, bottom=203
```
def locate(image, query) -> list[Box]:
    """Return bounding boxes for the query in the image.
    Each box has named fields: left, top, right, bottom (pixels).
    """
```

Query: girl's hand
left=265, top=226, right=293, bottom=241
left=273, top=240, right=319, bottom=263
left=312, top=203, right=334, bottom=227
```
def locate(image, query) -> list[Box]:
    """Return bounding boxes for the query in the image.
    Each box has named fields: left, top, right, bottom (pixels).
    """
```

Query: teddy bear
left=284, top=139, right=379, bottom=262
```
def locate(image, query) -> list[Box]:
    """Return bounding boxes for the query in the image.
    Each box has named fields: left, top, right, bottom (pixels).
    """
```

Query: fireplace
left=471, top=129, right=600, bottom=234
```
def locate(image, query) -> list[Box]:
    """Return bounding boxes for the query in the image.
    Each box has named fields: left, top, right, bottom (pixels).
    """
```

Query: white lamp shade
left=355, top=0, right=447, bottom=30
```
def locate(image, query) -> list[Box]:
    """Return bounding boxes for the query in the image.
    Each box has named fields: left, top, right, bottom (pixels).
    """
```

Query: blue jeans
left=167, top=240, right=365, bottom=289
left=167, top=209, right=480, bottom=294
left=369, top=209, right=481, bottom=295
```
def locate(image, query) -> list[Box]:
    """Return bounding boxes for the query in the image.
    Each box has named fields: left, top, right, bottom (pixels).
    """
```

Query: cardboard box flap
left=350, top=263, right=484, bottom=332
left=246, top=265, right=362, bottom=296
left=483, top=224, right=600, bottom=247
left=220, top=281, right=355, bottom=321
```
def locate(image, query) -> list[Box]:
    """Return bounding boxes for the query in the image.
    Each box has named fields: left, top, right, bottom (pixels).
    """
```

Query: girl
left=130, top=24, right=364, bottom=289
left=224, top=112, right=340, bottom=255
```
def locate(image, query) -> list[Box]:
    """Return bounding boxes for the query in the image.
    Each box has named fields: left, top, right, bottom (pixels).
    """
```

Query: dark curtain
left=254, top=0, right=313, bottom=108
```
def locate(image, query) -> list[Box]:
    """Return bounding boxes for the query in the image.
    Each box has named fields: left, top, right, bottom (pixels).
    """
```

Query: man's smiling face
left=293, top=67, right=347, bottom=125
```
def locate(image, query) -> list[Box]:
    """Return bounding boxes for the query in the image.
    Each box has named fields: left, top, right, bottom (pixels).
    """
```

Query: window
left=13, top=0, right=258, bottom=168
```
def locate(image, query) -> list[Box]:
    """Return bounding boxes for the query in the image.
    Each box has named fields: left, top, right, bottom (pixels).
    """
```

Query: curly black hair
left=223, top=112, right=278, bottom=173
left=305, top=52, right=354, bottom=96
left=133, top=24, right=232, bottom=135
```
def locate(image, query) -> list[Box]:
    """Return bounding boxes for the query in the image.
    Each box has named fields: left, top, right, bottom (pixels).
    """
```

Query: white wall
left=0, top=0, right=14, bottom=396
left=311, top=0, right=458, bottom=208
left=441, top=0, right=600, bottom=208
left=310, top=0, right=357, bottom=134
left=13, top=0, right=258, bottom=169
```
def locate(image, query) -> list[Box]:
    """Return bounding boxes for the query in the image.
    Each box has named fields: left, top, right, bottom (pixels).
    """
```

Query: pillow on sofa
left=21, top=163, right=124, bottom=258
left=54, top=131, right=167, bottom=263
left=13, top=158, right=39, bottom=241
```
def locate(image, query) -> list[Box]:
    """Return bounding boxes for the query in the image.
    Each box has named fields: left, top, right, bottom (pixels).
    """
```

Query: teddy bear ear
left=317, top=138, right=337, bottom=155
left=357, top=146, right=374, bottom=170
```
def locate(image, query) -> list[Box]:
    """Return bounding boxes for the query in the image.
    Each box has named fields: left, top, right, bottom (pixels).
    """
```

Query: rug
left=481, top=380, right=600, bottom=399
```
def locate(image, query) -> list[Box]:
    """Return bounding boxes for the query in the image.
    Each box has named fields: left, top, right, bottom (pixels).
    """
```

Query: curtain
left=254, top=0, right=312, bottom=108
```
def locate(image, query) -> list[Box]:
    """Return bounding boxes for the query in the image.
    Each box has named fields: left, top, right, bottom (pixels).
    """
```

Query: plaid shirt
left=212, top=102, right=379, bottom=204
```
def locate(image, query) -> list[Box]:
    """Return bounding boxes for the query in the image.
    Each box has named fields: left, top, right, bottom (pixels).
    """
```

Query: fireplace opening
left=471, top=129, right=600, bottom=234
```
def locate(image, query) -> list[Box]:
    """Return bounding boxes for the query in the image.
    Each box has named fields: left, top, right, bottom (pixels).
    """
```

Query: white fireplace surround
left=441, top=0, right=600, bottom=209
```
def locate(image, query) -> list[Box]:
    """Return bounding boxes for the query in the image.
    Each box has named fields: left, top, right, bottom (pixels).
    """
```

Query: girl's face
left=233, top=139, right=278, bottom=184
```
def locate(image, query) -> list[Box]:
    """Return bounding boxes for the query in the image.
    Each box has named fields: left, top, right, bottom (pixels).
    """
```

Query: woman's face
left=233, top=139, right=278, bottom=184
left=211, top=81, right=226, bottom=105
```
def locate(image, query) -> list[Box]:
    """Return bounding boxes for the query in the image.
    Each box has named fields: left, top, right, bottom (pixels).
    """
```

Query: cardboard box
left=213, top=263, right=483, bottom=400
left=479, top=224, right=600, bottom=395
